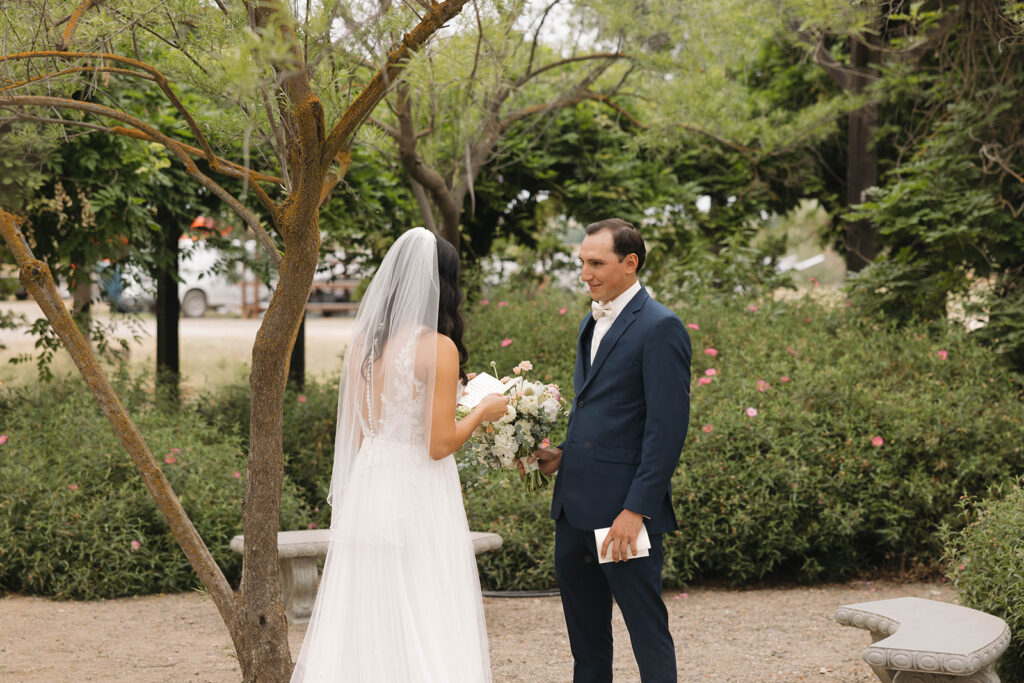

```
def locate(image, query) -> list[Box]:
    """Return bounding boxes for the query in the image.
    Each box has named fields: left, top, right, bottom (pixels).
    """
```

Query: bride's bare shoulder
left=415, top=331, right=456, bottom=368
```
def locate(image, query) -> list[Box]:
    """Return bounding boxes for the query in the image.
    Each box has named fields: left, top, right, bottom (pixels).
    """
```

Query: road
left=0, top=299, right=357, bottom=389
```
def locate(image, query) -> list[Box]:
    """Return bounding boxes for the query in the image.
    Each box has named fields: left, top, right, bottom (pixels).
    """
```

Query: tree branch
left=0, top=207, right=240, bottom=637
left=0, top=94, right=282, bottom=266
left=58, top=0, right=108, bottom=50
left=514, top=52, right=627, bottom=89
left=323, top=0, right=472, bottom=163
left=0, top=65, right=154, bottom=93
left=0, top=52, right=239, bottom=182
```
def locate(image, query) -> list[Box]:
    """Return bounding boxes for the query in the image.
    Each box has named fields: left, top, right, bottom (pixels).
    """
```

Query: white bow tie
left=592, top=301, right=614, bottom=321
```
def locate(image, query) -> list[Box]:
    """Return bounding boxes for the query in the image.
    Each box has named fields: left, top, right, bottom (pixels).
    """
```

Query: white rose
left=498, top=403, right=517, bottom=424
left=519, top=395, right=540, bottom=416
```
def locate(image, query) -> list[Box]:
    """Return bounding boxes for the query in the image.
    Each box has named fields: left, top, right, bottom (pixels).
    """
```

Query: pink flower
left=959, top=562, right=966, bottom=571
left=803, top=316, right=813, bottom=324
left=297, top=395, right=307, bottom=403
left=704, top=368, right=717, bottom=376
left=307, top=522, right=318, bottom=529
left=757, top=380, right=770, bottom=392
left=130, top=540, right=141, bottom=552
left=501, top=339, right=513, bottom=347
left=0, top=434, right=7, bottom=446
left=810, top=276, right=820, bottom=287
left=702, top=424, right=713, bottom=433
left=786, top=347, right=797, bottom=356
left=871, top=436, right=884, bottom=447
left=164, top=453, right=177, bottom=464
left=747, top=304, right=759, bottom=312
left=704, top=348, right=718, bottom=357
left=780, top=376, right=791, bottom=383
left=559, top=307, right=568, bottom=315
left=517, top=360, right=533, bottom=372
left=697, top=377, right=712, bottom=385
left=498, top=301, right=508, bottom=307
left=541, top=438, right=551, bottom=448
left=745, top=407, right=758, bottom=418
left=480, top=299, right=490, bottom=305
left=937, top=350, right=948, bottom=361
left=68, top=483, right=79, bottom=491
left=233, top=471, right=242, bottom=479
left=687, top=323, right=700, bottom=330
left=845, top=301, right=852, bottom=308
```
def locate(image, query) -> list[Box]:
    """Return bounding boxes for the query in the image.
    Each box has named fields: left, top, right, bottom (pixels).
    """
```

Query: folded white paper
left=594, top=523, right=651, bottom=563
left=458, top=373, right=515, bottom=409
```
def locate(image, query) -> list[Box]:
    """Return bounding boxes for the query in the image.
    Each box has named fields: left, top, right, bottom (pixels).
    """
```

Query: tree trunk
left=844, top=36, right=879, bottom=272
left=288, top=315, right=306, bottom=390
left=155, top=214, right=182, bottom=403
left=236, top=171, right=322, bottom=681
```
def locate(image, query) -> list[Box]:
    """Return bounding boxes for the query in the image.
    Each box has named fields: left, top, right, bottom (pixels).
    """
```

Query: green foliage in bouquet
left=942, top=486, right=1024, bottom=681
left=0, top=376, right=310, bottom=599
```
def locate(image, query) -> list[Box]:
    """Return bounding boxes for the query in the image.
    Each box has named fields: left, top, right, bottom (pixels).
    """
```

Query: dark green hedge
left=0, top=378, right=309, bottom=599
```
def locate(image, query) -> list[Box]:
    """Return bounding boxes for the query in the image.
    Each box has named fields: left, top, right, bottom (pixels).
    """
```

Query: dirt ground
left=0, top=580, right=955, bottom=682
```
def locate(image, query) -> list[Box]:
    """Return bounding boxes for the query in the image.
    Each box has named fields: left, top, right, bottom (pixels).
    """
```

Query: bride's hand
left=477, top=393, right=509, bottom=422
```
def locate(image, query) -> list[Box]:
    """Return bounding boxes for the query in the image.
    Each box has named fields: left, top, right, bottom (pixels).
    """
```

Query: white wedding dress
left=291, top=229, right=490, bottom=682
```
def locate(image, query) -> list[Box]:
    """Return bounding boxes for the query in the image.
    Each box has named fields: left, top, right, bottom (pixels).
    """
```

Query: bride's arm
left=427, top=334, right=508, bottom=460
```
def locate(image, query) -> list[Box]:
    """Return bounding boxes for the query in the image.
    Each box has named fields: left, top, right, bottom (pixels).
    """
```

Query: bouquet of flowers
left=458, top=360, right=567, bottom=491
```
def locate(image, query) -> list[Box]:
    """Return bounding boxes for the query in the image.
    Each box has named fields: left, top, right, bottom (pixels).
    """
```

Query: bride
left=290, top=227, right=508, bottom=682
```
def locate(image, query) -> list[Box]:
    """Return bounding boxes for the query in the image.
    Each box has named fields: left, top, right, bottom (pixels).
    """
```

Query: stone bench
left=229, top=528, right=503, bottom=624
left=835, top=597, right=1011, bottom=682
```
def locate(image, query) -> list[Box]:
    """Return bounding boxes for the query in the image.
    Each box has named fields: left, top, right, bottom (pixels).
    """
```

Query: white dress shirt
left=591, top=280, right=641, bottom=364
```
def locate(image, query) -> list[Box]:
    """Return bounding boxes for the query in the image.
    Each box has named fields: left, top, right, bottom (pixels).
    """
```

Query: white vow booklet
left=594, top=524, right=651, bottom=563
left=458, top=373, right=515, bottom=409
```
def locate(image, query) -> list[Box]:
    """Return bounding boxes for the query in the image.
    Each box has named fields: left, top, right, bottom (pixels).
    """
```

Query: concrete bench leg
left=891, top=670, right=999, bottom=683
left=280, top=556, right=319, bottom=624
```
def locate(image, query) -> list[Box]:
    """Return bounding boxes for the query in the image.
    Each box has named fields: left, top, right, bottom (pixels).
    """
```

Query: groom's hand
left=602, top=509, right=644, bottom=562
left=529, top=446, right=562, bottom=475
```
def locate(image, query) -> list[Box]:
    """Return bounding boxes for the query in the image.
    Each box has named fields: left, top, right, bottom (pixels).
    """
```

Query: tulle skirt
left=291, top=437, right=491, bottom=682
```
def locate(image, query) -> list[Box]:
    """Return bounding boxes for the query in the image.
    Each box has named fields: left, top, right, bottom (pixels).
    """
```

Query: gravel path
left=0, top=579, right=954, bottom=681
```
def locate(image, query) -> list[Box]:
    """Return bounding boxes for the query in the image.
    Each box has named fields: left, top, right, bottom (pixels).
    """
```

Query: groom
left=533, top=218, right=691, bottom=682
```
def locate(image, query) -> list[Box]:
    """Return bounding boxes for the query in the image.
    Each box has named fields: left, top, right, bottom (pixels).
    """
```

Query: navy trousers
left=554, top=515, right=676, bottom=682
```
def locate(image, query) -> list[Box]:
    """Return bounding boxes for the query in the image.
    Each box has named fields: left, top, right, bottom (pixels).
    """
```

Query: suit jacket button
left=577, top=399, right=584, bottom=407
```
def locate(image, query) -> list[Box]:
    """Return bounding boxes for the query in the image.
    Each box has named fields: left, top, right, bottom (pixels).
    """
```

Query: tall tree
left=0, top=0, right=470, bottom=678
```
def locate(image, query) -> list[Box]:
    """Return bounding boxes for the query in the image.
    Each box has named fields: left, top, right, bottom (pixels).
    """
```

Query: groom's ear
left=623, top=253, right=639, bottom=274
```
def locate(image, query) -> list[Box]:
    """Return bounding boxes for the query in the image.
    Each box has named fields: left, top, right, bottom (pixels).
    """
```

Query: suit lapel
left=574, top=315, right=594, bottom=391
left=578, top=287, right=648, bottom=395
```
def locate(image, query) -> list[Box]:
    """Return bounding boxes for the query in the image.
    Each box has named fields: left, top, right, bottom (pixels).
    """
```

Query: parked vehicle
left=103, top=238, right=272, bottom=316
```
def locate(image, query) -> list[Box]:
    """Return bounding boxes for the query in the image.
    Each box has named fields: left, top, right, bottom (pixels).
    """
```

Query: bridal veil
left=291, top=227, right=491, bottom=682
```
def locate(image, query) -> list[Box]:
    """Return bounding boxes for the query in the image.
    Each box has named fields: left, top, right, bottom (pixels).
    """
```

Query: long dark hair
left=436, top=236, right=468, bottom=383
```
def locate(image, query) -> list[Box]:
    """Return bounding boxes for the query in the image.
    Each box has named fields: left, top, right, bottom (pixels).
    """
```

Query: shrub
left=191, top=282, right=1024, bottom=591
left=942, top=486, right=1024, bottom=681
left=196, top=378, right=339, bottom=529
left=460, top=286, right=1024, bottom=588
left=461, top=469, right=557, bottom=591
left=0, top=377, right=310, bottom=599
left=672, top=295, right=1024, bottom=584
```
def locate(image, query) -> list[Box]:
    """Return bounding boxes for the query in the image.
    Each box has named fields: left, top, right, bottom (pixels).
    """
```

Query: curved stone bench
left=229, top=528, right=503, bottom=624
left=835, top=597, right=1011, bottom=682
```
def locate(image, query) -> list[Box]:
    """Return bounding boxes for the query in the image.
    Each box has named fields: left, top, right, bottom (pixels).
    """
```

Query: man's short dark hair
left=584, top=218, right=646, bottom=272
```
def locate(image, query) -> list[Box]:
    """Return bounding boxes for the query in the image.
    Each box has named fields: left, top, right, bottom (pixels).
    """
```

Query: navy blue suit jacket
left=550, top=286, right=691, bottom=535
